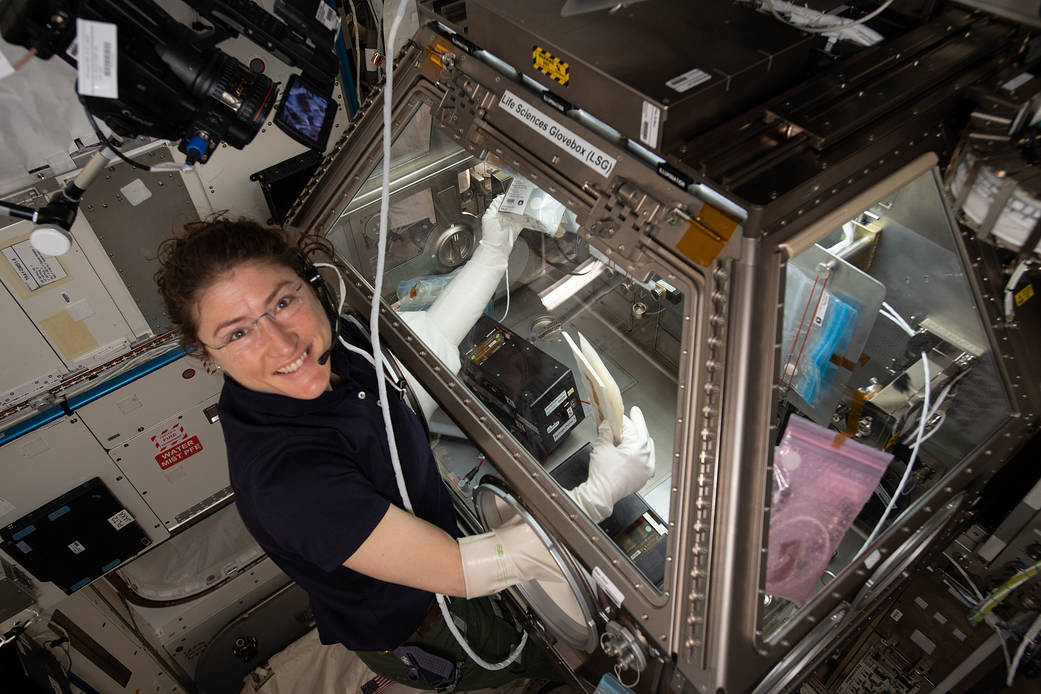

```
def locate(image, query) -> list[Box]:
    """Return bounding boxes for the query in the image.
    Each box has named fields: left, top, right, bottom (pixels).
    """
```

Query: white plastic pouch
left=498, top=175, right=568, bottom=237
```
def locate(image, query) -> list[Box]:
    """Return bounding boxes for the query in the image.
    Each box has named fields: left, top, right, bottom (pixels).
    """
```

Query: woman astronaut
left=154, top=198, right=654, bottom=690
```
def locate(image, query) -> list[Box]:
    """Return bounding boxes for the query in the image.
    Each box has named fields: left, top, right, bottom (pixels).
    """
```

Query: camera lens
left=158, top=45, right=276, bottom=148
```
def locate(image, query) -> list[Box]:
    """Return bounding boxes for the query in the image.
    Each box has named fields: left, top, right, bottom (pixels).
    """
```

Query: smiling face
left=196, top=260, right=332, bottom=399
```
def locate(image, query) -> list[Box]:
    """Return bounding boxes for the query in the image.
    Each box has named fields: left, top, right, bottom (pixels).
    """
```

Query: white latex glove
left=396, top=194, right=525, bottom=419
left=397, top=310, right=460, bottom=421
left=424, top=194, right=525, bottom=347
left=458, top=514, right=565, bottom=598
left=568, top=406, right=655, bottom=523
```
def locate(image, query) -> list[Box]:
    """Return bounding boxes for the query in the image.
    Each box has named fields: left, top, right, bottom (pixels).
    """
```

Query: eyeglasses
left=204, top=283, right=307, bottom=352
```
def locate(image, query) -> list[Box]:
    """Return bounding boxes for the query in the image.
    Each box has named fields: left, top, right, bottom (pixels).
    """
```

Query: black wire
left=83, top=107, right=151, bottom=171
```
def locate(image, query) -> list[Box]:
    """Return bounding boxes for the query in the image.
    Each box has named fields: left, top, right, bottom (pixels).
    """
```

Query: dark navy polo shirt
left=218, top=324, right=457, bottom=651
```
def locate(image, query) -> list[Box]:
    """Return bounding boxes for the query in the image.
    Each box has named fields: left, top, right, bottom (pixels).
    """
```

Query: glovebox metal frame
left=287, top=25, right=1039, bottom=694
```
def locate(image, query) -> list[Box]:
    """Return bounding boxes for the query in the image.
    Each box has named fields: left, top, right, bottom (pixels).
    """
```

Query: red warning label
left=155, top=435, right=203, bottom=470
left=151, top=423, right=186, bottom=450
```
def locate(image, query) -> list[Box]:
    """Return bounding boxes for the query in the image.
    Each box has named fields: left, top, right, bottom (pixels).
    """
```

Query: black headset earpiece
left=304, top=263, right=338, bottom=366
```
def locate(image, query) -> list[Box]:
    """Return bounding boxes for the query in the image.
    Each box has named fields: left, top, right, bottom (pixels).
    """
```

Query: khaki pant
left=355, top=596, right=560, bottom=691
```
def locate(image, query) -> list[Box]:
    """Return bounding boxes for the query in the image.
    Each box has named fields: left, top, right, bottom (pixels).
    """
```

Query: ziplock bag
left=765, top=414, right=891, bottom=605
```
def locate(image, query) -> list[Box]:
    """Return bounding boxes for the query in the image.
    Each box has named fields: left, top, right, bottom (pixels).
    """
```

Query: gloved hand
left=475, top=192, right=525, bottom=254
left=567, top=406, right=655, bottom=523
left=424, top=193, right=525, bottom=347
left=459, top=513, right=565, bottom=598
left=396, top=194, right=526, bottom=420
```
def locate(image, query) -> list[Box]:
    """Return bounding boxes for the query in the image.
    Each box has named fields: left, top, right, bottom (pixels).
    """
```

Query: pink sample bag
left=765, top=414, right=892, bottom=605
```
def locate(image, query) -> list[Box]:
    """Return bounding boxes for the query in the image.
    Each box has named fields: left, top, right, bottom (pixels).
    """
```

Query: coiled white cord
left=367, top=0, right=526, bottom=671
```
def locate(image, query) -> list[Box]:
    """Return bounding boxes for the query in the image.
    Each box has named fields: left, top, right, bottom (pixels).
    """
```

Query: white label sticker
left=107, top=509, right=134, bottom=530
left=76, top=19, right=118, bottom=98
left=552, top=414, right=577, bottom=441
left=120, top=179, right=152, bottom=206
left=68, top=540, right=86, bottom=555
left=952, top=628, right=967, bottom=641
left=0, top=49, right=14, bottom=81
left=914, top=596, right=929, bottom=610
left=502, top=178, right=536, bottom=215
left=498, top=90, right=617, bottom=178
left=640, top=101, right=661, bottom=147
left=910, top=629, right=936, bottom=654
left=666, top=67, right=712, bottom=93
left=2, top=241, right=68, bottom=291
left=890, top=608, right=903, bottom=622
left=315, top=1, right=339, bottom=31
left=643, top=511, right=667, bottom=535
left=544, top=390, right=568, bottom=416
left=592, top=566, right=625, bottom=606
left=933, top=612, right=948, bottom=625
left=812, top=291, right=831, bottom=327
left=1002, top=72, right=1034, bottom=92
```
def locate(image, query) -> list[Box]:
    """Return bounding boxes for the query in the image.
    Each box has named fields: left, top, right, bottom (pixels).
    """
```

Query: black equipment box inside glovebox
left=461, top=315, right=584, bottom=460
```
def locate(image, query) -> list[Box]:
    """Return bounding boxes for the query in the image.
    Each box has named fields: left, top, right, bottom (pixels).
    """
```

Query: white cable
left=902, top=381, right=953, bottom=444
left=312, top=261, right=405, bottom=391
left=498, top=262, right=511, bottom=322
left=346, top=0, right=363, bottom=98
left=1009, top=612, right=1041, bottom=686
left=880, top=301, right=915, bottom=336
left=857, top=349, right=932, bottom=557
left=369, top=0, right=527, bottom=671
left=994, top=622, right=1013, bottom=685
left=917, top=412, right=946, bottom=445
left=148, top=162, right=195, bottom=172
left=765, top=0, right=895, bottom=34
left=943, top=553, right=983, bottom=600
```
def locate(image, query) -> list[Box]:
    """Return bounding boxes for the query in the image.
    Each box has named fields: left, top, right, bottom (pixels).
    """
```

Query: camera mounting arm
left=0, top=148, right=118, bottom=255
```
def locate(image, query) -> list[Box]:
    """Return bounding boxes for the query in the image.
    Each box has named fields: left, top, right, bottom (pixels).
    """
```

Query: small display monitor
left=273, top=73, right=338, bottom=150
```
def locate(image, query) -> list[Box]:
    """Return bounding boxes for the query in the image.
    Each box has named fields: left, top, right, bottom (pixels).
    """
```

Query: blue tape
left=101, top=559, right=121, bottom=573
left=11, top=524, right=36, bottom=541
left=47, top=505, right=71, bottom=521
left=69, top=577, right=92, bottom=592
left=65, top=347, right=185, bottom=412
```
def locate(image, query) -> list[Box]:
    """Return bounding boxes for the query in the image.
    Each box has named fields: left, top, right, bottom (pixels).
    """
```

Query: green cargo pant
left=355, top=595, right=560, bottom=691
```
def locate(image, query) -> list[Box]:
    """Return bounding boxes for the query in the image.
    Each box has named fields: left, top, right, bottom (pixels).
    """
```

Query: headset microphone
left=317, top=311, right=340, bottom=366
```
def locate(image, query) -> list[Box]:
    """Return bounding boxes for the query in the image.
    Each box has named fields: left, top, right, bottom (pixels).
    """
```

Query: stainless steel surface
left=466, top=0, right=813, bottom=152
left=77, top=148, right=199, bottom=332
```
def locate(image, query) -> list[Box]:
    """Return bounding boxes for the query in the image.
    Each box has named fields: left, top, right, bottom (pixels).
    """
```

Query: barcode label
left=75, top=19, right=118, bottom=98
left=666, top=67, right=711, bottom=93
left=316, top=2, right=339, bottom=31
left=640, top=101, right=661, bottom=147
left=108, top=509, right=135, bottom=530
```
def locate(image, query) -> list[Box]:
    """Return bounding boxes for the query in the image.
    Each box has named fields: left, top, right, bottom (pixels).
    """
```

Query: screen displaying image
left=280, top=79, right=330, bottom=145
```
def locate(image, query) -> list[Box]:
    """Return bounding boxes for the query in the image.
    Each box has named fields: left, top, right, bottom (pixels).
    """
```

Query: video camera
left=0, top=0, right=340, bottom=163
